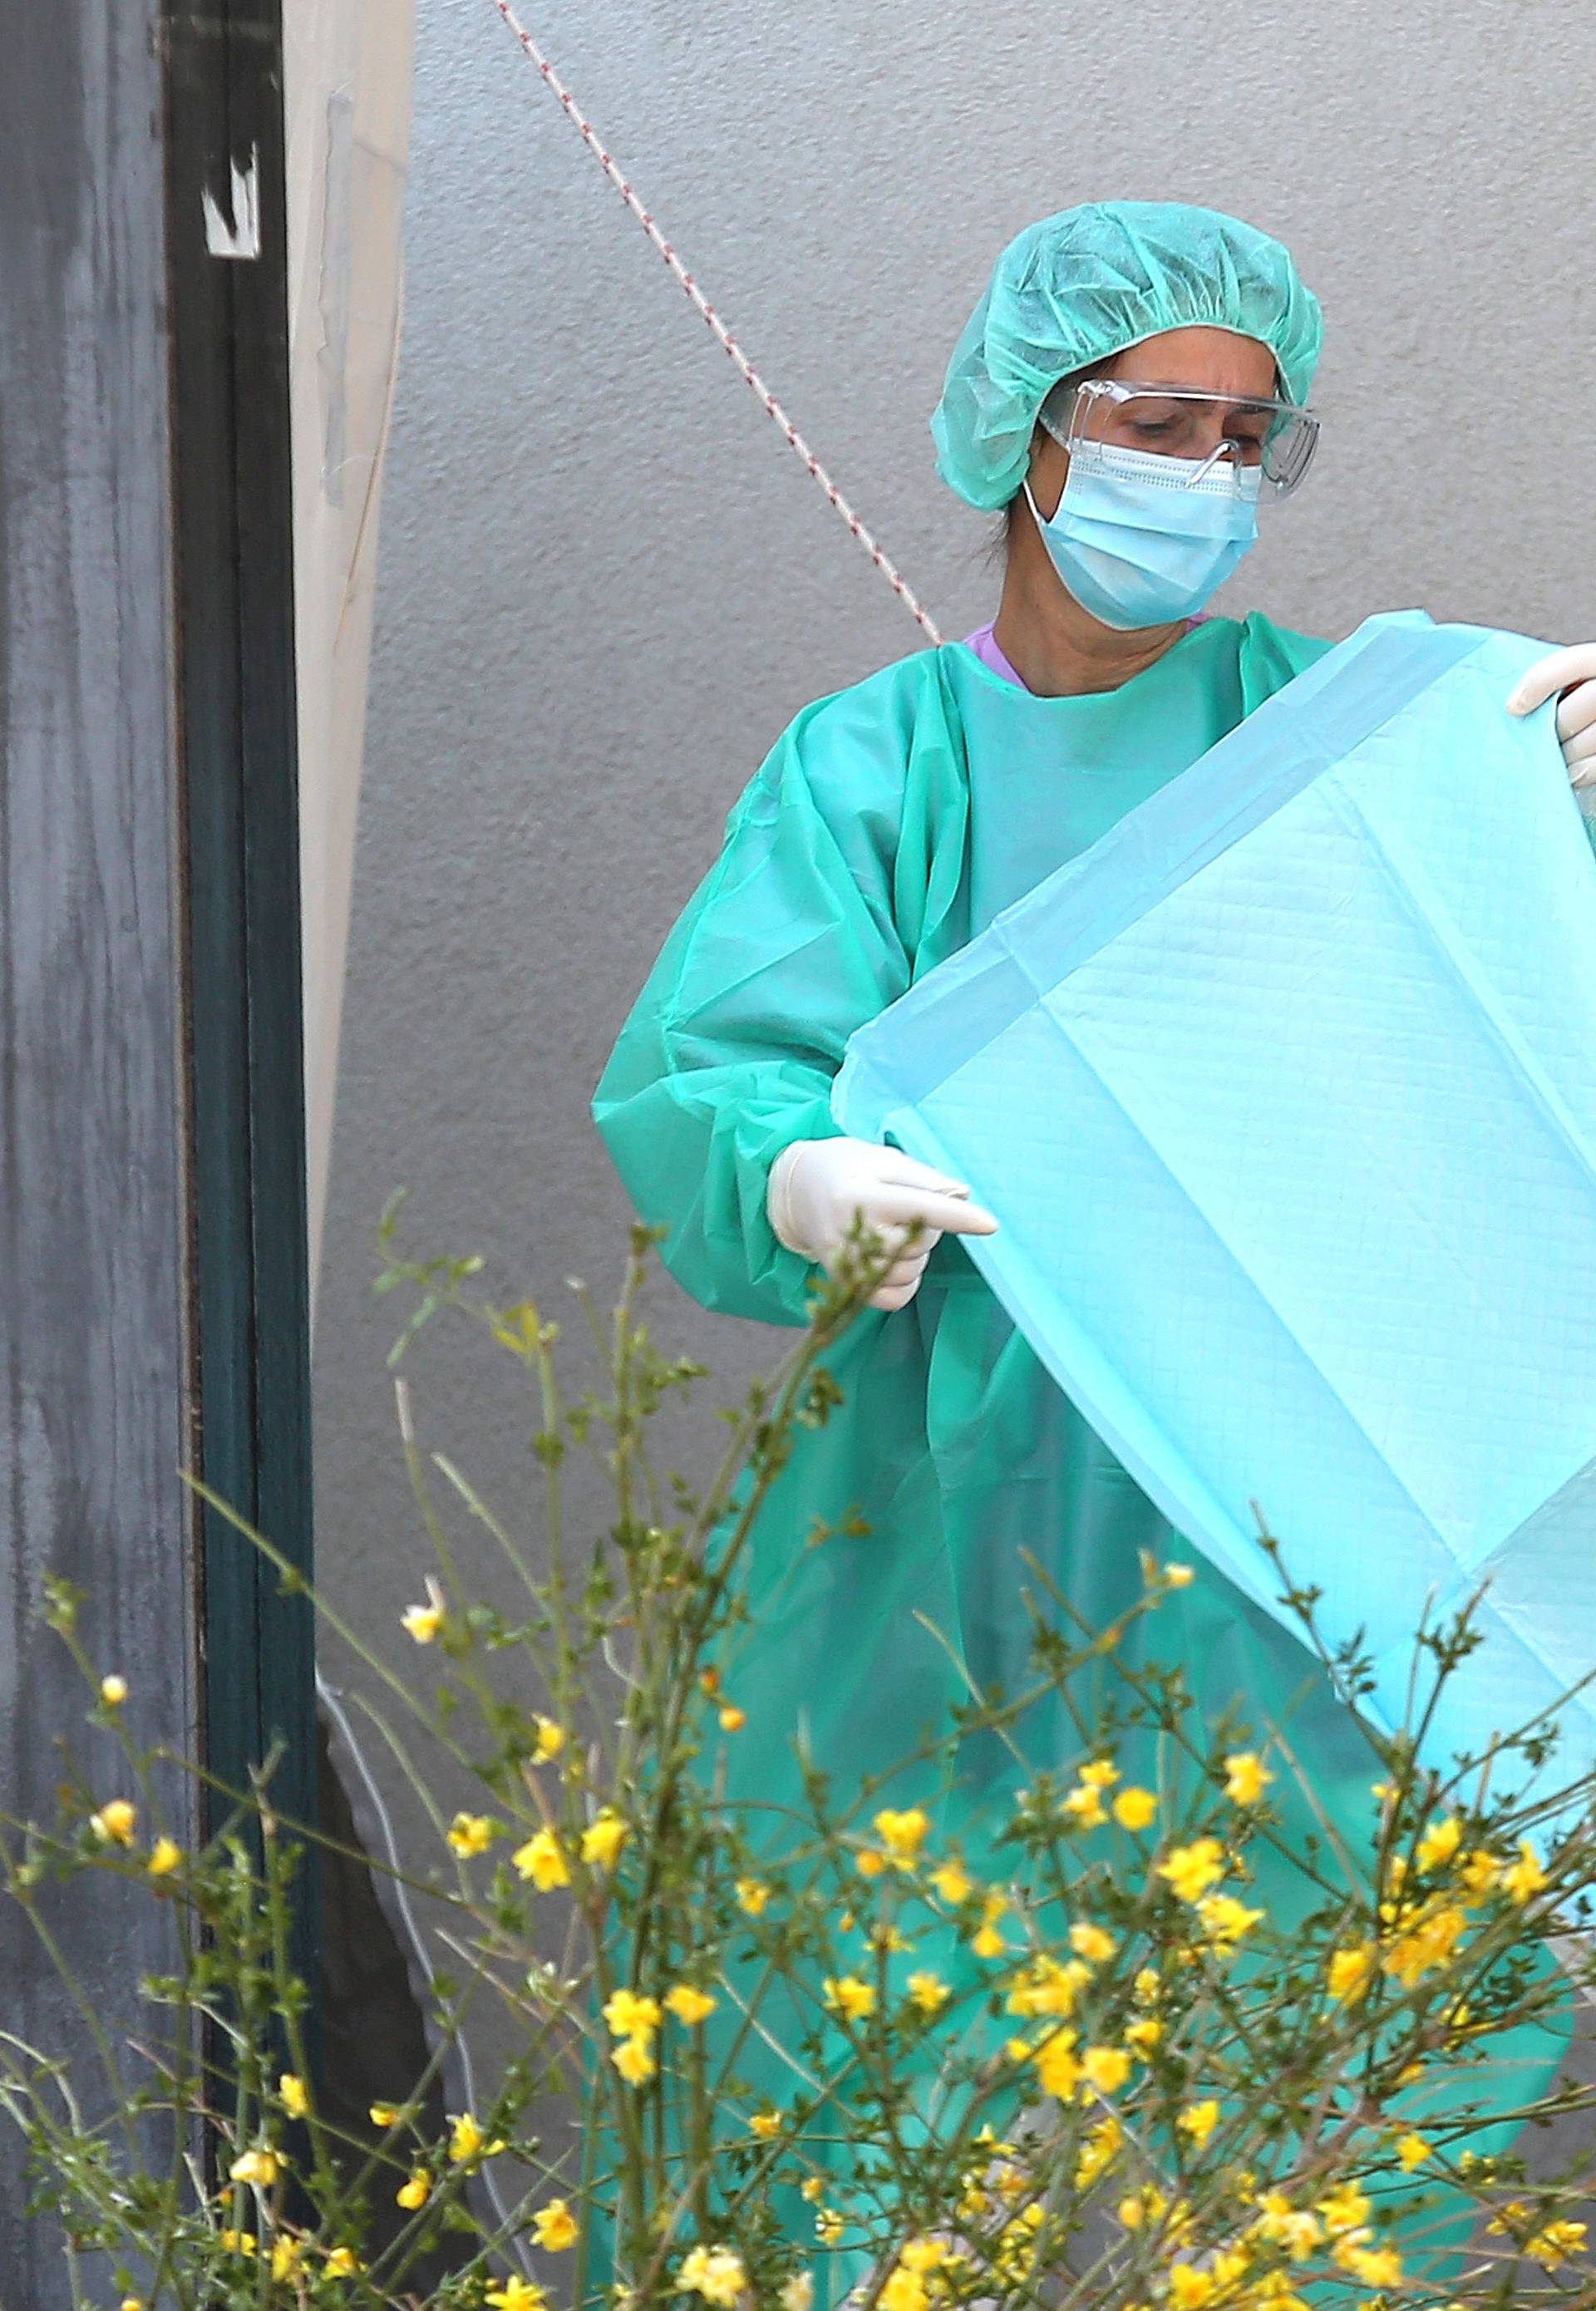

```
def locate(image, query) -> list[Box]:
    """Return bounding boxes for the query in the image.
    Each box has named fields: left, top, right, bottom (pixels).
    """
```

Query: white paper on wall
left=284, top=0, right=415, bottom=1329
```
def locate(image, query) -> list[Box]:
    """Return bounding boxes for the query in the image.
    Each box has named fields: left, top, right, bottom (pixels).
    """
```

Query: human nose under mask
left=1022, top=440, right=1263, bottom=631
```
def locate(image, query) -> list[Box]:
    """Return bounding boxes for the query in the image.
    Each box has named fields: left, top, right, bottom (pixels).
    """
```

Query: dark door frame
left=165, top=0, right=318, bottom=1863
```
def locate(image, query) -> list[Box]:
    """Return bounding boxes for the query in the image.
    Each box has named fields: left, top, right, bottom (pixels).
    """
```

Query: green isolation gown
left=591, top=616, right=1569, bottom=2296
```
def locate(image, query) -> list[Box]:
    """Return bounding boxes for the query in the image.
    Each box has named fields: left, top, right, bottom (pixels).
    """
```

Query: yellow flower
left=270, top=2239, right=304, bottom=2280
left=581, top=1809, right=628, bottom=1869
left=664, top=1983, right=717, bottom=2026
left=1124, top=2016, right=1162, bottom=2053
left=487, top=2283, right=549, bottom=2311
left=1075, top=2116, right=1121, bottom=2186
left=532, top=2197, right=579, bottom=2250
left=1006, top=1953, right=1091, bottom=2018
left=929, top=1860, right=971, bottom=1904
left=1501, top=1839, right=1548, bottom=1904
left=1382, top=1902, right=1468, bottom=1988
left=448, top=2111, right=505, bottom=2163
left=1416, top=1814, right=1462, bottom=1870
left=718, top=1703, right=746, bottom=1732
left=1382, top=1850, right=1411, bottom=1902
left=907, top=1970, right=950, bottom=2013
left=612, top=2036, right=656, bottom=2085
left=532, top=1713, right=565, bottom=1760
left=1250, top=2193, right=1322, bottom=2259
left=1079, top=1757, right=1120, bottom=1789
left=1444, top=1997, right=1476, bottom=2038
left=800, top=2175, right=825, bottom=2203
left=1316, top=2180, right=1371, bottom=2239
left=1112, top=1786, right=1158, bottom=1830
left=1132, top=1965, right=1160, bottom=2003
left=1458, top=1847, right=1501, bottom=1897
left=1165, top=1562, right=1195, bottom=1587
left=219, top=2229, right=257, bottom=2255
left=511, top=1828, right=570, bottom=1890
left=603, top=1988, right=663, bottom=2040
left=1195, top=1892, right=1264, bottom=1945
left=1178, top=2098, right=1220, bottom=2145
left=1167, top=2264, right=1215, bottom=2309
left=815, top=2208, right=845, bottom=2244
left=1326, top=1943, right=1375, bottom=2003
left=1156, top=1837, right=1225, bottom=1902
left=147, top=1836, right=182, bottom=1877
left=879, top=2270, right=926, bottom=2311
left=677, top=2244, right=747, bottom=2305
left=855, top=1848, right=887, bottom=1878
left=1061, top=1782, right=1108, bottom=1829
left=91, top=1798, right=137, bottom=1847
left=956, top=2177, right=990, bottom=2220
left=229, top=2148, right=280, bottom=2190
left=994, top=2205, right=1043, bottom=2281
left=873, top=1806, right=931, bottom=1865
left=1337, top=2244, right=1403, bottom=2289
left=970, top=1895, right=1007, bottom=1957
left=400, top=1577, right=446, bottom=1643
left=1118, top=2185, right=1162, bottom=2232
left=1081, top=2045, right=1130, bottom=2093
left=325, top=2246, right=362, bottom=2278
left=368, top=2101, right=399, bottom=2127
left=446, top=1811, right=498, bottom=1856
left=780, top=2276, right=814, bottom=2311
left=749, top=2109, right=782, bottom=2138
left=735, top=1876, right=771, bottom=1914
left=1223, top=1752, right=1273, bottom=1805
left=395, top=2169, right=430, bottom=2210
left=899, top=2238, right=948, bottom=2274
left=1069, top=1921, right=1116, bottom=1963
left=822, top=1973, right=876, bottom=2023
left=100, top=1675, right=128, bottom=1707
left=1396, top=2133, right=1431, bottom=2170
left=1032, top=2028, right=1081, bottom=2098
left=278, top=2072, right=308, bottom=2119
left=1526, top=2219, right=1587, bottom=2268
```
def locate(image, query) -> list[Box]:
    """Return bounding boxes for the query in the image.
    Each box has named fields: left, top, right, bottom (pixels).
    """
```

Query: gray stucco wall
left=313, top=0, right=1596, bottom=2050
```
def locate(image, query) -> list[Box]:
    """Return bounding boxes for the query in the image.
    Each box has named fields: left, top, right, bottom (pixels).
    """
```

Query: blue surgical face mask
left=1022, top=440, right=1262, bottom=631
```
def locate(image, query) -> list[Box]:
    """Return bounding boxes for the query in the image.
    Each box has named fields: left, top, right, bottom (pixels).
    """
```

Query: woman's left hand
left=1506, top=644, right=1596, bottom=799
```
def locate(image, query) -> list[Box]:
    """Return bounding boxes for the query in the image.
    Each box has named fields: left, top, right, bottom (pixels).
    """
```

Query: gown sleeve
left=592, top=687, right=918, bottom=1326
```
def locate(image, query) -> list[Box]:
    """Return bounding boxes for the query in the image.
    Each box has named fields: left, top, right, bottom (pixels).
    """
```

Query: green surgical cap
left=931, top=200, right=1323, bottom=510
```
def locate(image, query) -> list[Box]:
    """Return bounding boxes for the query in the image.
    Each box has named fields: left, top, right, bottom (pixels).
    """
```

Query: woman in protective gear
left=593, top=201, right=1588, bottom=2293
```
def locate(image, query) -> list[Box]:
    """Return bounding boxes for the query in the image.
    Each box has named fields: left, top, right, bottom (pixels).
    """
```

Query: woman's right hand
left=766, top=1138, right=998, bottom=1312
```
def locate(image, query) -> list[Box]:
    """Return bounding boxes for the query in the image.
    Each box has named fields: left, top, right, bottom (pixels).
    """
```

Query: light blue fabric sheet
left=835, top=611, right=1596, bottom=1809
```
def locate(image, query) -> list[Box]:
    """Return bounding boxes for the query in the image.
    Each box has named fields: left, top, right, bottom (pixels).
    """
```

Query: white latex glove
left=1505, top=643, right=1596, bottom=801
left=767, top=1137, right=998, bottom=1312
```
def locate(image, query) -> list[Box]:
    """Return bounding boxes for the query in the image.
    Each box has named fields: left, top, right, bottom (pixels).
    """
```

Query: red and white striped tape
left=486, top=0, right=944, bottom=644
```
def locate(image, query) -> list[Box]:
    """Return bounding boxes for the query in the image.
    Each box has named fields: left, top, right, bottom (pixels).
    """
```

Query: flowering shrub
left=3, top=1216, right=1595, bottom=2309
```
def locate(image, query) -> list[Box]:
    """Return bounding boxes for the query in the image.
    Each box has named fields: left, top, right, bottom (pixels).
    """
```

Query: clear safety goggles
left=1038, top=376, right=1320, bottom=499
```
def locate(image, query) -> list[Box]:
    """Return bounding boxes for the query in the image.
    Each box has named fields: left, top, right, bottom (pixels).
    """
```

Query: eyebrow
left=1123, top=385, right=1278, bottom=415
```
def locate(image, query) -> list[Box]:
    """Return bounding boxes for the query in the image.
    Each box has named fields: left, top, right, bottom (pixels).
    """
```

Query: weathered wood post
left=0, top=0, right=314, bottom=2289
